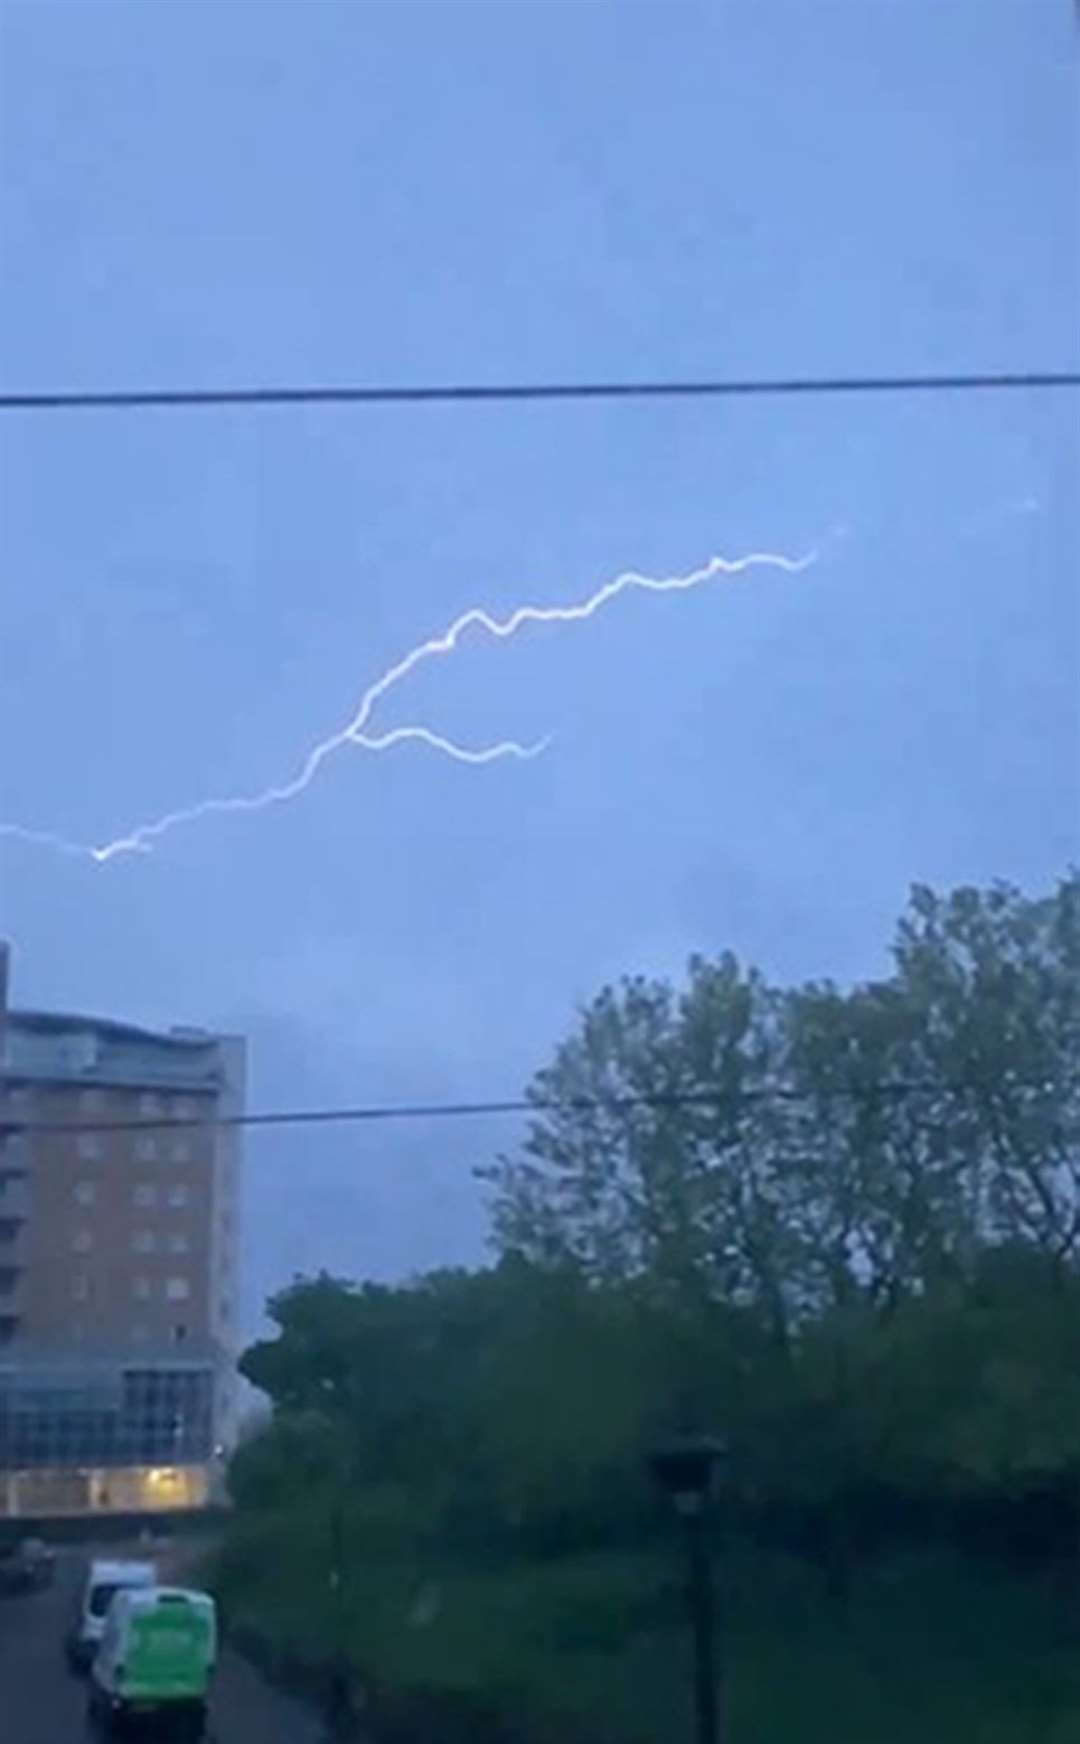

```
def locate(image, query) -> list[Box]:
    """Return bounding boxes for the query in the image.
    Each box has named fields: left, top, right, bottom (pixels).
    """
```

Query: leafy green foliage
left=227, top=873, right=1080, bottom=1739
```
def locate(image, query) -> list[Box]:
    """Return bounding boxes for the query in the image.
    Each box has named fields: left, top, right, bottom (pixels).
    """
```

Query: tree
left=232, top=873, right=1080, bottom=1630
left=239, top=1259, right=675, bottom=1548
left=480, top=954, right=810, bottom=1343
left=892, top=874, right=1080, bottom=1265
left=782, top=976, right=983, bottom=1310
left=483, top=876, right=1080, bottom=1318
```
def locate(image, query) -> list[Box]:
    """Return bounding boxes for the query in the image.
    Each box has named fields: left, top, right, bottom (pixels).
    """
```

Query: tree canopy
left=236, top=873, right=1080, bottom=1581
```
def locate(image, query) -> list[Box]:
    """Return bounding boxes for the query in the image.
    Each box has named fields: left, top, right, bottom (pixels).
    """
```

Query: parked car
left=67, top=1558, right=158, bottom=1673
left=0, top=1536, right=56, bottom=1595
left=87, top=1585, right=217, bottom=1738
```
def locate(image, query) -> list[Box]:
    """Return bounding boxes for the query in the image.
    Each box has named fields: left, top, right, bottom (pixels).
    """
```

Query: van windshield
left=89, top=1582, right=124, bottom=1618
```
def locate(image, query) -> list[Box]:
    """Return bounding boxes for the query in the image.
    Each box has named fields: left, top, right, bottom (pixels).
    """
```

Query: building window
left=173, top=1323, right=189, bottom=1344
left=131, top=1323, right=149, bottom=1345
left=133, top=1183, right=157, bottom=1208
left=72, top=1229, right=93, bottom=1253
left=171, top=1139, right=192, bottom=1164
left=63, top=1031, right=98, bottom=1073
left=135, top=1136, right=158, bottom=1163
left=79, top=1087, right=106, bottom=1115
left=168, top=1233, right=189, bottom=1255
left=132, top=1230, right=158, bottom=1254
left=173, top=1096, right=194, bottom=1120
left=8, top=1086, right=31, bottom=1111
left=77, top=1133, right=103, bottom=1162
left=138, top=1093, right=163, bottom=1117
left=132, top=1277, right=151, bottom=1301
left=167, top=1185, right=189, bottom=1209
left=73, top=1181, right=97, bottom=1206
left=166, top=1277, right=190, bottom=1302
left=72, top=1274, right=90, bottom=1302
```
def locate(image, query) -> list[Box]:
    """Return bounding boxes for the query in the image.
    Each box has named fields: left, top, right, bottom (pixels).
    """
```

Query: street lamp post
left=648, top=1435, right=727, bottom=1744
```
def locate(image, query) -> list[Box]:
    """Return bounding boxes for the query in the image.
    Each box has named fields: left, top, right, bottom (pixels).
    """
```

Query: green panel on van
left=123, top=1596, right=214, bottom=1700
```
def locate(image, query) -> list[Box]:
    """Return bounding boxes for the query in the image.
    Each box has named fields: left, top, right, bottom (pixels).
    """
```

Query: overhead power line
left=1, top=1076, right=1070, bottom=1141
left=0, top=369, right=1078, bottom=416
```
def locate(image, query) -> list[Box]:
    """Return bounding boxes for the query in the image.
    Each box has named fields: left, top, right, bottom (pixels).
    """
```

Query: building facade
left=0, top=943, right=245, bottom=1518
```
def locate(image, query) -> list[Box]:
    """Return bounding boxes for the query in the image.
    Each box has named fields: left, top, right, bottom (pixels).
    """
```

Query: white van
left=67, top=1558, right=157, bottom=1673
left=88, top=1586, right=217, bottom=1738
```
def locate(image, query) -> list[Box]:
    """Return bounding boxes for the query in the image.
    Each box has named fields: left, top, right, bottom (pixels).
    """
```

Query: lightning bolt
left=0, top=547, right=814, bottom=864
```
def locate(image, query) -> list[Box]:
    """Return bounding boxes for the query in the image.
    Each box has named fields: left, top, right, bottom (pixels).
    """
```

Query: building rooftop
left=2, top=1008, right=238, bottom=1091
left=9, top=1011, right=213, bottom=1048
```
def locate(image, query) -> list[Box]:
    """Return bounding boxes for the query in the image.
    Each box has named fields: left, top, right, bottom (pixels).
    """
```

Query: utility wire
left=0, top=369, right=1078, bottom=415
left=0, top=1076, right=1071, bottom=1140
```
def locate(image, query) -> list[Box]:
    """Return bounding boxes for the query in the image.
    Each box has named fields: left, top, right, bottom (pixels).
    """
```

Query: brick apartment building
left=0, top=942, right=245, bottom=1518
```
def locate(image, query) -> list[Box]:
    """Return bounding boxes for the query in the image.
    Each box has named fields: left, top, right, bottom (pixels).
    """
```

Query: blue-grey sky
left=1, top=1, right=1077, bottom=1331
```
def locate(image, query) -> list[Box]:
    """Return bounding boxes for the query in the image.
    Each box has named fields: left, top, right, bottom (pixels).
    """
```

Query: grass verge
left=212, top=1512, right=1080, bottom=1743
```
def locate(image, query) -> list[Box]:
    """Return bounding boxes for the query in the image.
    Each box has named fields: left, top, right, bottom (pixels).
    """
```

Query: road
left=0, top=1548, right=326, bottom=1744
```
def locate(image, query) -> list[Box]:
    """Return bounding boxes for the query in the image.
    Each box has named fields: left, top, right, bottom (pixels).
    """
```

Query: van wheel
left=85, top=1688, right=114, bottom=1737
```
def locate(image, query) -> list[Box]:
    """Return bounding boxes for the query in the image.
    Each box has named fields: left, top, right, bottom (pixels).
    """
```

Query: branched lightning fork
left=0, top=548, right=814, bottom=864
